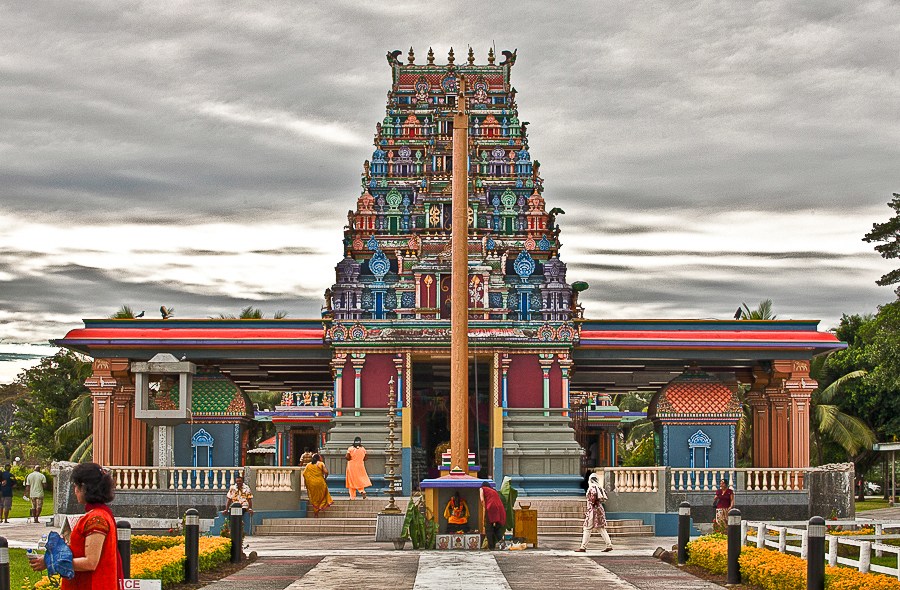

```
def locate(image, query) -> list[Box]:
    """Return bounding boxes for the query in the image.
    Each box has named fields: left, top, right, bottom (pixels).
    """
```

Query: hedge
left=34, top=536, right=231, bottom=589
left=686, top=534, right=900, bottom=590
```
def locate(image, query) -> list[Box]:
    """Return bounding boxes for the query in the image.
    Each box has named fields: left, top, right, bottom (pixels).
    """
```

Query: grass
left=5, top=491, right=54, bottom=520
left=11, top=548, right=47, bottom=590
left=857, top=499, right=892, bottom=512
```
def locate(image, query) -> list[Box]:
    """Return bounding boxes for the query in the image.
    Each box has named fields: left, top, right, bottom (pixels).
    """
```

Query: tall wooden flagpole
left=450, top=75, right=469, bottom=472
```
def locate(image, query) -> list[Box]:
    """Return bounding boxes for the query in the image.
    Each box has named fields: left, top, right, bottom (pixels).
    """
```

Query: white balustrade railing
left=669, top=468, right=807, bottom=492
left=607, top=467, right=665, bottom=492
left=253, top=467, right=304, bottom=492
left=670, top=469, right=736, bottom=492
left=108, top=467, right=242, bottom=491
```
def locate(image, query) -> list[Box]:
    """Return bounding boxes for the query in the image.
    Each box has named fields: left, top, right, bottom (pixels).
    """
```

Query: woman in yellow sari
left=303, top=454, right=333, bottom=516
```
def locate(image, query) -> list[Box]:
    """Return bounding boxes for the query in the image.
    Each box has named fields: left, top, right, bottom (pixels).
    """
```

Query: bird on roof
left=135, top=311, right=145, bottom=318
left=734, top=307, right=743, bottom=320
left=160, top=306, right=174, bottom=319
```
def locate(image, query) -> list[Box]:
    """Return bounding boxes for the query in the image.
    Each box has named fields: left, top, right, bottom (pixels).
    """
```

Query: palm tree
left=212, top=306, right=288, bottom=320
left=734, top=385, right=753, bottom=466
left=809, top=354, right=876, bottom=465
left=55, top=392, right=93, bottom=462
left=740, top=299, right=776, bottom=320
left=109, top=305, right=136, bottom=319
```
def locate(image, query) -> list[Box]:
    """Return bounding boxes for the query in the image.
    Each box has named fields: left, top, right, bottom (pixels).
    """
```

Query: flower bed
left=686, top=535, right=900, bottom=590
left=34, top=536, right=231, bottom=589
left=131, top=534, right=185, bottom=554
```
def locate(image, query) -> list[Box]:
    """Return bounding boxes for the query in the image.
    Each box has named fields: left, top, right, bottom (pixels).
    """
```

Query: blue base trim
left=506, top=474, right=584, bottom=496
left=604, top=512, right=702, bottom=537
left=402, top=447, right=411, bottom=496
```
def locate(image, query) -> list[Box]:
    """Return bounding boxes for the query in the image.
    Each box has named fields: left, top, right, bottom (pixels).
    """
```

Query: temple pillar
left=85, top=358, right=141, bottom=466
left=768, top=388, right=791, bottom=468
left=332, top=353, right=346, bottom=415
left=747, top=366, right=771, bottom=468
left=351, top=353, right=366, bottom=416
left=782, top=359, right=815, bottom=468
left=538, top=353, right=554, bottom=416
left=558, top=353, right=573, bottom=416
left=500, top=353, right=511, bottom=415
left=392, top=354, right=405, bottom=409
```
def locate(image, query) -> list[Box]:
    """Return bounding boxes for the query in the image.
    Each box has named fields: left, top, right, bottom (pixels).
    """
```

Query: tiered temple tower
left=320, top=47, right=584, bottom=494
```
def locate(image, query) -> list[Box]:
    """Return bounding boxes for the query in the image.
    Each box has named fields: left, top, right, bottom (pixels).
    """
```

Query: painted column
left=785, top=360, right=815, bottom=468
left=392, top=354, right=404, bottom=409
left=491, top=351, right=503, bottom=482
left=84, top=358, right=131, bottom=466
left=747, top=367, right=772, bottom=468
left=332, top=353, right=346, bottom=416
left=449, top=75, right=469, bottom=472
left=351, top=353, right=366, bottom=417
left=500, top=354, right=511, bottom=415
left=768, top=388, right=791, bottom=468
left=538, top=353, right=554, bottom=416
left=558, top=353, right=573, bottom=416
left=401, top=352, right=412, bottom=495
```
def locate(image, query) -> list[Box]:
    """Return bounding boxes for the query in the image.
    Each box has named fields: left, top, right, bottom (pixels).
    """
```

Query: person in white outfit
left=575, top=472, right=612, bottom=552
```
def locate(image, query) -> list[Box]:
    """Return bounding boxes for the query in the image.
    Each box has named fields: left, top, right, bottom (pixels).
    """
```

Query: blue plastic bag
left=45, top=531, right=75, bottom=581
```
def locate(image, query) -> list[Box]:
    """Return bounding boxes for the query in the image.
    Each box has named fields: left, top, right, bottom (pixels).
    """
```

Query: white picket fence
left=743, top=519, right=900, bottom=579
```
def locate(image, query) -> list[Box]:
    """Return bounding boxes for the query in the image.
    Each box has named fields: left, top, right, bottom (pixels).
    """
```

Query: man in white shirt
left=24, top=465, right=47, bottom=523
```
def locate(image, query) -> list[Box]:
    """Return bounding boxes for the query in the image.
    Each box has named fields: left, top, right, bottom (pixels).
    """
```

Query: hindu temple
left=56, top=47, right=845, bottom=506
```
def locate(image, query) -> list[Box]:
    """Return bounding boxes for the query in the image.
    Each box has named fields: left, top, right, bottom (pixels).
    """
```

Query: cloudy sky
left=2, top=0, right=899, bottom=383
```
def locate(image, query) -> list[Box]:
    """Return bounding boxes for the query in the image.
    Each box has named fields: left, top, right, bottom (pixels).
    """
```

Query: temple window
left=191, top=428, right=215, bottom=468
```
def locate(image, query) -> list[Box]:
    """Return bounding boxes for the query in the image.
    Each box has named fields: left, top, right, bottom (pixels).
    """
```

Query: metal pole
left=0, top=537, right=9, bottom=590
left=230, top=505, right=243, bottom=563
left=677, top=501, right=690, bottom=564
left=726, top=508, right=741, bottom=585
left=807, top=516, right=826, bottom=590
left=184, top=508, right=199, bottom=583
left=116, top=520, right=131, bottom=579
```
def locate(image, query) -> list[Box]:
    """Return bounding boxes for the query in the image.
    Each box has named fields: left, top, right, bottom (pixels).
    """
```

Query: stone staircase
left=253, top=497, right=654, bottom=537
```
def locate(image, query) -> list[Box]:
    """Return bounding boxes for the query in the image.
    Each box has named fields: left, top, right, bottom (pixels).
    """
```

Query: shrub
left=686, top=534, right=728, bottom=574
left=131, top=534, right=184, bottom=554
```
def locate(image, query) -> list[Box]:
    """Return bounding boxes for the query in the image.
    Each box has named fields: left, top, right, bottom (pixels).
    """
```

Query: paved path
left=200, top=552, right=722, bottom=590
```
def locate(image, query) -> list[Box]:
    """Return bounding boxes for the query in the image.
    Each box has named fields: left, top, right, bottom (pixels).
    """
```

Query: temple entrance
left=410, top=357, right=491, bottom=490
left=291, top=428, right=319, bottom=466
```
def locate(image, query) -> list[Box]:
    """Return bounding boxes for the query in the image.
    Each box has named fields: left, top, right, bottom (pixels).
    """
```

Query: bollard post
left=807, top=516, right=826, bottom=590
left=677, top=501, right=690, bottom=564
left=230, top=505, right=243, bottom=563
left=116, top=521, right=131, bottom=579
left=726, top=508, right=741, bottom=585
left=0, top=537, right=9, bottom=590
left=184, top=509, right=199, bottom=583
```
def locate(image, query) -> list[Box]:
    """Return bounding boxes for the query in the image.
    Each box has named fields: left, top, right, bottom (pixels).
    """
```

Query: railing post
left=0, top=537, right=9, bottom=590
left=116, top=521, right=131, bottom=579
left=859, top=541, right=871, bottom=574
left=757, top=523, right=765, bottom=548
left=876, top=524, right=884, bottom=557
left=678, top=502, right=690, bottom=565
left=808, top=516, right=825, bottom=590
left=185, top=508, right=199, bottom=583
left=727, top=508, right=741, bottom=585
left=230, top=505, right=243, bottom=563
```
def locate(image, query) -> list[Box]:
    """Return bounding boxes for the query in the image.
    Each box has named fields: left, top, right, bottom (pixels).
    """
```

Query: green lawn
left=10, top=548, right=47, bottom=589
left=6, top=491, right=54, bottom=520
left=857, top=499, right=892, bottom=512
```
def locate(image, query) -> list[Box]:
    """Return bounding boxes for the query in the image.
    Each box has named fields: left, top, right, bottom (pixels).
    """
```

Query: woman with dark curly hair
left=30, top=462, right=123, bottom=589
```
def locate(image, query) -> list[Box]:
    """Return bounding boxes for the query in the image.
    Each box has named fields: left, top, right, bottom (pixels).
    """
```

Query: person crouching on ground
left=575, top=472, right=612, bottom=552
left=480, top=481, right=506, bottom=550
left=31, top=462, right=123, bottom=589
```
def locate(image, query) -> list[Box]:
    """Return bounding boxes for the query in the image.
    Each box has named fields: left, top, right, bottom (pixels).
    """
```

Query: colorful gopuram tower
left=319, top=47, right=584, bottom=495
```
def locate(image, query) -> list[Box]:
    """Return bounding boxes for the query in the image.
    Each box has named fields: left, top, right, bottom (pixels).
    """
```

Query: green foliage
left=740, top=299, right=777, bottom=320
left=213, top=306, right=288, bottom=319
left=12, top=351, right=92, bottom=462
left=109, top=305, right=136, bottom=318
left=863, top=193, right=900, bottom=294
left=8, top=548, right=47, bottom=589
left=808, top=354, right=875, bottom=463
left=402, top=496, right=436, bottom=549
left=131, top=535, right=184, bottom=554
left=497, top=477, right=518, bottom=533
left=623, top=436, right=656, bottom=467
left=0, top=382, right=28, bottom=461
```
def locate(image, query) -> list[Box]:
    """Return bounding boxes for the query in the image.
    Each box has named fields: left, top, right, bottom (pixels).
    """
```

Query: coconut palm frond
left=68, top=435, right=93, bottom=463
left=816, top=370, right=867, bottom=406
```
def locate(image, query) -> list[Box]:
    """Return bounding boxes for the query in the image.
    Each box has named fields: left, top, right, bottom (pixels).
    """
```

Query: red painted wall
left=360, top=354, right=398, bottom=407
left=549, top=361, right=562, bottom=407
left=341, top=356, right=354, bottom=407
left=507, top=354, right=543, bottom=408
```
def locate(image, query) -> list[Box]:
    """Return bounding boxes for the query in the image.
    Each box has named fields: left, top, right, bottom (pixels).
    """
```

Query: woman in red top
left=31, top=462, right=123, bottom=589
left=714, top=479, right=734, bottom=526
left=480, top=481, right=507, bottom=550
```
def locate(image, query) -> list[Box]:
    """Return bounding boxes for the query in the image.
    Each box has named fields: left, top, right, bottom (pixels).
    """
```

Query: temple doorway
left=291, top=428, right=319, bottom=466
left=410, top=357, right=491, bottom=490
